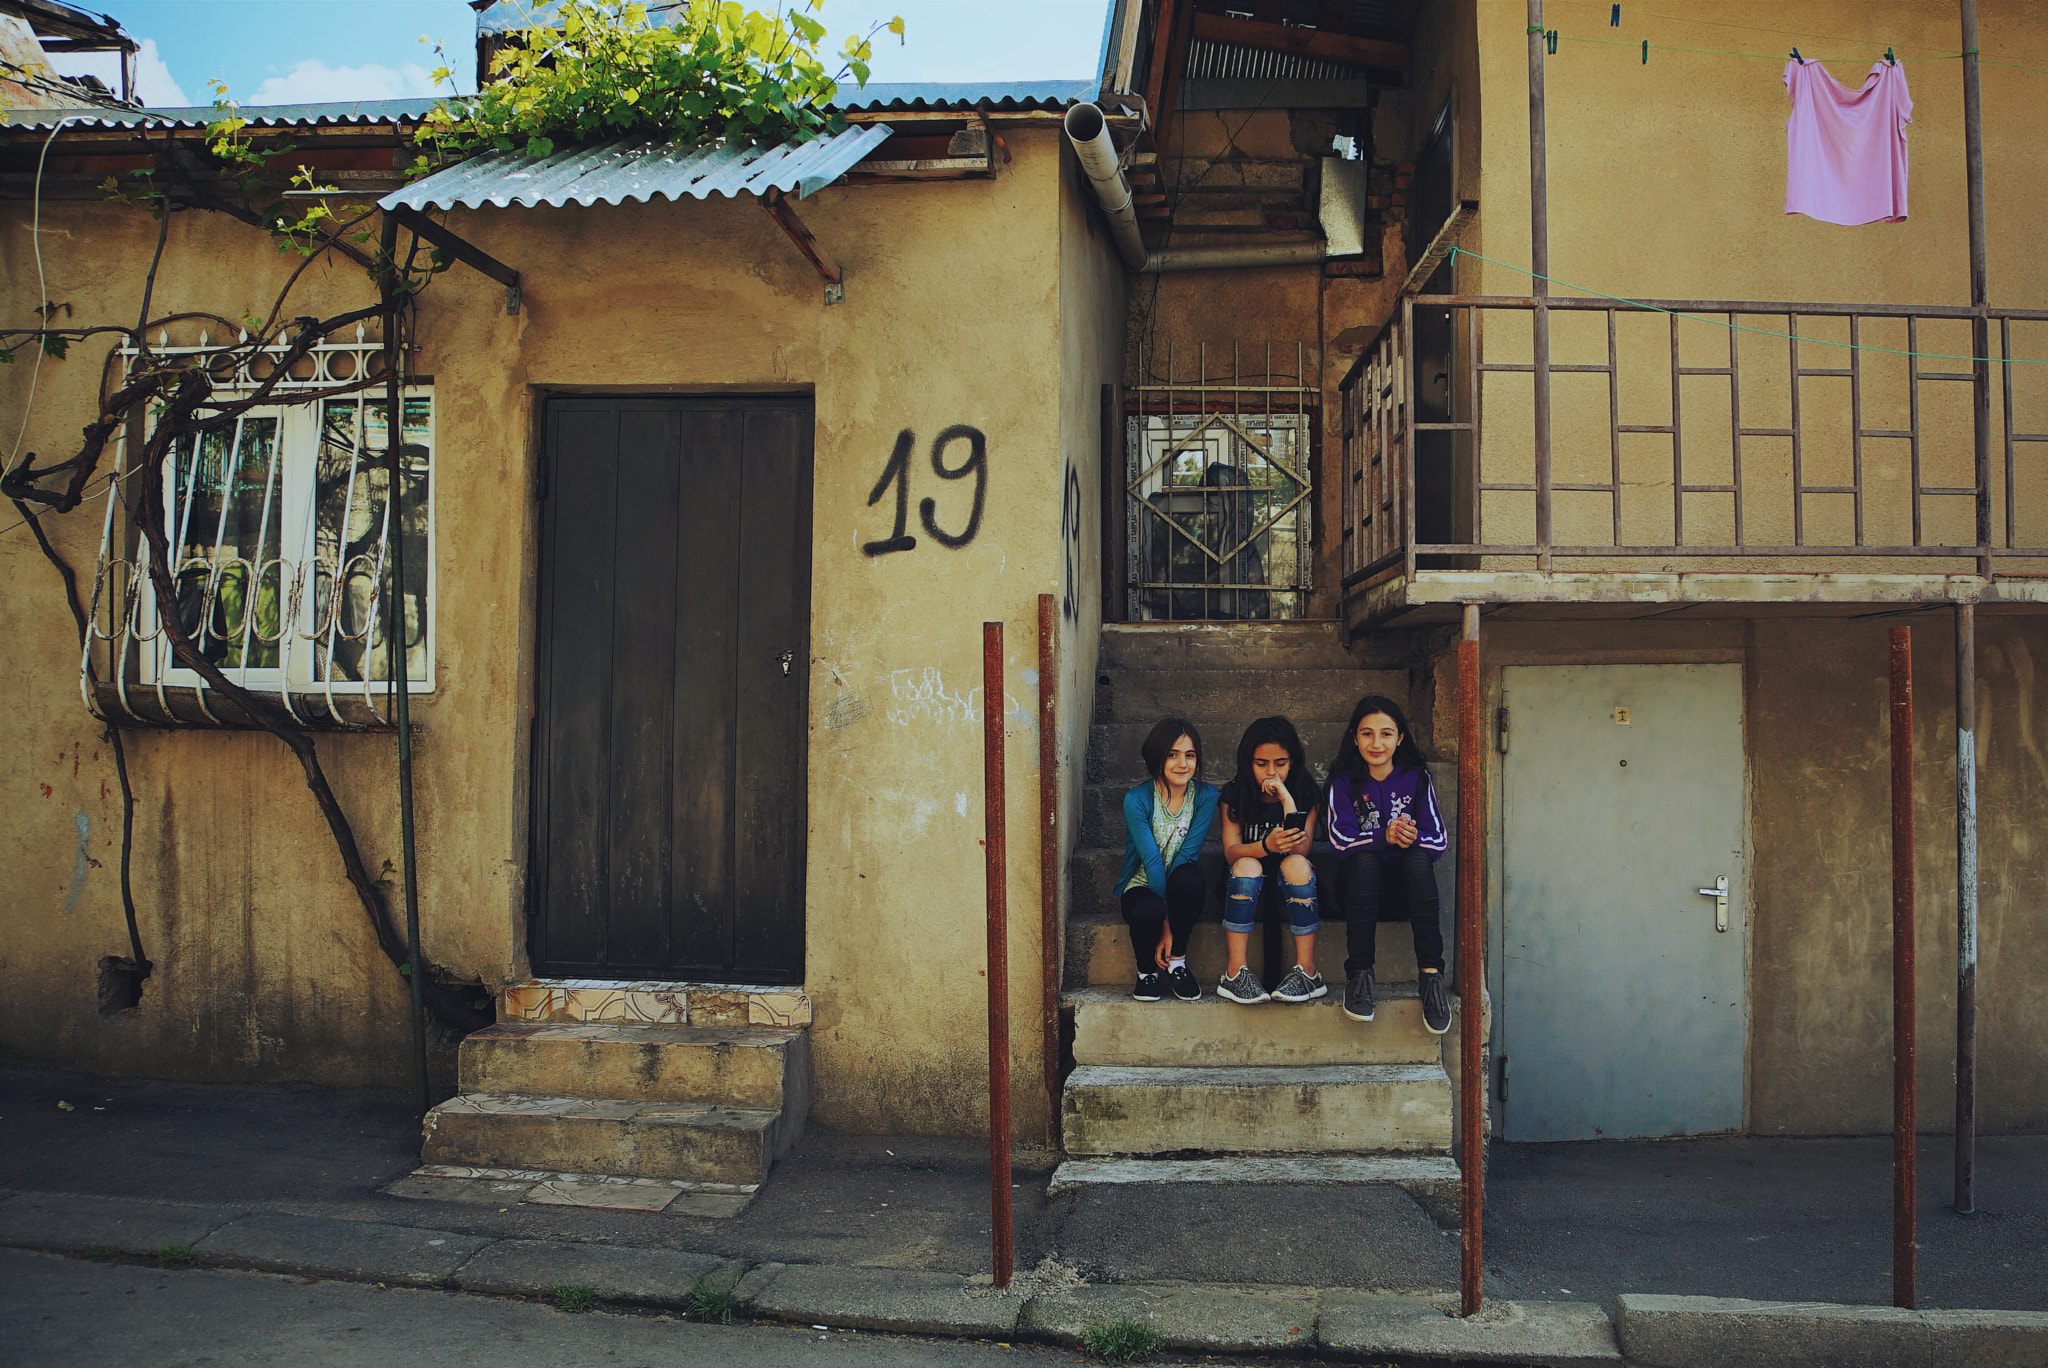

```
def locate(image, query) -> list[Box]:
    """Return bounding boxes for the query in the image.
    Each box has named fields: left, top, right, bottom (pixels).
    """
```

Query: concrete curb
left=2, top=1189, right=2040, bottom=1366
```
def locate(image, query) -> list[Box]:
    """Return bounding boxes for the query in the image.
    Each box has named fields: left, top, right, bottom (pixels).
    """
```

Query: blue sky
left=48, top=0, right=1112, bottom=109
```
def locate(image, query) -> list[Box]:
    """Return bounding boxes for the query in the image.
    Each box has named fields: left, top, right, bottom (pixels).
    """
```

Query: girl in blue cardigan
left=1117, top=718, right=1219, bottom=1001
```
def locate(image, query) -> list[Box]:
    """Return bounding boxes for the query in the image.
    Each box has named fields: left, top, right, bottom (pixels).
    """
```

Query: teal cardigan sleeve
left=1119, top=781, right=1219, bottom=896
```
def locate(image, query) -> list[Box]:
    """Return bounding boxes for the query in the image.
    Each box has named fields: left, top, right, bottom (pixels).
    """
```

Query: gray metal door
left=1499, top=664, right=1746, bottom=1141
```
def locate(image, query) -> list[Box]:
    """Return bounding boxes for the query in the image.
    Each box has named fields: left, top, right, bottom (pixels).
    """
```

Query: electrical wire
left=7, top=115, right=82, bottom=472
left=1446, top=244, right=2048, bottom=365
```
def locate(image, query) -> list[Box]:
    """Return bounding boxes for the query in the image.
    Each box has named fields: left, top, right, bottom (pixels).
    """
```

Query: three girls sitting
left=1119, top=700, right=1447, bottom=1034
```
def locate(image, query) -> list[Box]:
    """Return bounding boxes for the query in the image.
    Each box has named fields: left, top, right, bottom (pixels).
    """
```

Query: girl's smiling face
left=1161, top=734, right=1199, bottom=790
left=1355, top=712, right=1402, bottom=776
left=1252, top=741, right=1292, bottom=794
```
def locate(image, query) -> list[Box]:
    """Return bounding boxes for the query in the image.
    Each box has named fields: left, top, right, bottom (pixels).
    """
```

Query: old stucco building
left=3, top=0, right=2043, bottom=1198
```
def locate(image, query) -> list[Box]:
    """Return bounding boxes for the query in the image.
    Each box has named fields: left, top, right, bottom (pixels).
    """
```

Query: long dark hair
left=1328, top=694, right=1433, bottom=798
left=1224, top=715, right=1319, bottom=819
left=1139, top=717, right=1202, bottom=789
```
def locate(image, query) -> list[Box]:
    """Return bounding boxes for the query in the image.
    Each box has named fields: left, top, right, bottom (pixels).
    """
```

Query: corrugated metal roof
left=379, top=122, right=894, bottom=211
left=837, top=80, right=1096, bottom=111
left=1, top=97, right=442, bottom=130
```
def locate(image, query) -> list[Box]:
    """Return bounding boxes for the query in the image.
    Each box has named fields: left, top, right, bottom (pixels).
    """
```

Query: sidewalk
left=3, top=1063, right=2046, bottom=1365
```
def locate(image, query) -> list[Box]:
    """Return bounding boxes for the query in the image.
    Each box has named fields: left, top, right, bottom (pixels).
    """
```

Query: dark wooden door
left=530, top=396, right=811, bottom=983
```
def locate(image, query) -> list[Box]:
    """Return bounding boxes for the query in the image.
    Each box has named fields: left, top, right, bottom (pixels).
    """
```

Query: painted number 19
left=863, top=426, right=988, bottom=557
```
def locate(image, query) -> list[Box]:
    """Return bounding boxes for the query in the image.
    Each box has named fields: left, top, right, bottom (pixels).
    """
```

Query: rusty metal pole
left=1954, top=602, right=1978, bottom=1215
left=1037, top=594, right=1062, bottom=1148
left=1527, top=0, right=1554, bottom=572
left=1889, top=626, right=1917, bottom=1310
left=982, top=621, right=1014, bottom=1289
left=1457, top=603, right=1485, bottom=1317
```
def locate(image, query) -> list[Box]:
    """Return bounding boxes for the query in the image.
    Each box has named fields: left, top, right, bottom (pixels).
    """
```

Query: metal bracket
left=759, top=188, right=845, bottom=303
left=1696, top=874, right=1730, bottom=932
left=387, top=205, right=522, bottom=315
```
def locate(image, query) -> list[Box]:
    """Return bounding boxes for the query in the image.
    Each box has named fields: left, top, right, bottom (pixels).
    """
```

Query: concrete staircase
left=422, top=980, right=811, bottom=1189
left=1055, top=623, right=1479, bottom=1203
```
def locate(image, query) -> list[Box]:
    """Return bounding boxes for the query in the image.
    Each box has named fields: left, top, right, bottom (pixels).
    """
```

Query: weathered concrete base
left=194, top=1212, right=491, bottom=1285
left=1322, top=1291, right=1621, bottom=1366
left=1047, top=1153, right=1462, bottom=1225
left=454, top=1238, right=740, bottom=1303
left=421, top=1092, right=793, bottom=1184
left=1069, top=985, right=1441, bottom=1067
left=1062, top=1062, right=1453, bottom=1155
left=746, top=1265, right=1024, bottom=1337
left=1615, top=1293, right=2048, bottom=1368
left=1018, top=1283, right=1318, bottom=1354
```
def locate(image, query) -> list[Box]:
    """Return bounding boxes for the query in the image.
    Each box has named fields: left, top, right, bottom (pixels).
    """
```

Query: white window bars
left=83, top=325, right=434, bottom=729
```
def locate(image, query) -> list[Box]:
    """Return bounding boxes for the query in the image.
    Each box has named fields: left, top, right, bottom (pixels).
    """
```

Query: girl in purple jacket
left=1325, top=694, right=1451, bottom=1034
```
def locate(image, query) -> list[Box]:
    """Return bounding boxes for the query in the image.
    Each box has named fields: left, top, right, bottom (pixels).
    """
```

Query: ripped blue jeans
left=1222, top=857, right=1320, bottom=936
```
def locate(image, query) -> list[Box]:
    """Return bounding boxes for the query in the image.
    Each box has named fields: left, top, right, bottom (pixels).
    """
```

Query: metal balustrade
left=1339, top=295, right=2048, bottom=592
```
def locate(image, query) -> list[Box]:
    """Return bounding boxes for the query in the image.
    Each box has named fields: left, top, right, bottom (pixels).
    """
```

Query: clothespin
left=1885, top=47, right=1897, bottom=65
left=1610, top=4, right=1620, bottom=25
left=1790, top=47, right=1804, bottom=64
left=1546, top=29, right=1558, bottom=54
left=1641, top=39, right=1648, bottom=64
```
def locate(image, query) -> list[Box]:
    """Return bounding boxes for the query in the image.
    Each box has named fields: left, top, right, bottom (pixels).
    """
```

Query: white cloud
left=248, top=60, right=450, bottom=106
left=46, top=38, right=191, bottom=108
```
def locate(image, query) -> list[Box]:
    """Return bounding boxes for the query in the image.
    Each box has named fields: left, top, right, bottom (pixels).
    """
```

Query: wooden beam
left=1155, top=0, right=1196, bottom=155
left=1143, top=0, right=1182, bottom=145
left=386, top=205, right=521, bottom=314
left=759, top=187, right=843, bottom=289
left=1192, top=12, right=1408, bottom=71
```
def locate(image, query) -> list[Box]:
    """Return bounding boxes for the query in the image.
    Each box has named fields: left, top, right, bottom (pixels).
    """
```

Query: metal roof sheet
left=1, top=97, right=441, bottom=129
left=378, top=121, right=894, bottom=211
left=836, top=80, right=1096, bottom=111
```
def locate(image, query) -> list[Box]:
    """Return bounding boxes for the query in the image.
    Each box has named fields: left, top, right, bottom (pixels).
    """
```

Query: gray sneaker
left=1342, top=969, right=1376, bottom=1022
left=1215, top=965, right=1270, bottom=1004
left=1419, top=971, right=1452, bottom=1034
left=1272, top=965, right=1327, bottom=1003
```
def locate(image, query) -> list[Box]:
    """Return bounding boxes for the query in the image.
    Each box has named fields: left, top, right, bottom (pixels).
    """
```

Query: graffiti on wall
left=863, top=426, right=988, bottom=557
left=1060, top=460, right=1082, bottom=621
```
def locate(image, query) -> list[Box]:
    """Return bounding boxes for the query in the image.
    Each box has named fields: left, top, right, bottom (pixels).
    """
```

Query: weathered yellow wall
left=1455, top=1, right=2048, bottom=565
left=0, top=125, right=1104, bottom=1140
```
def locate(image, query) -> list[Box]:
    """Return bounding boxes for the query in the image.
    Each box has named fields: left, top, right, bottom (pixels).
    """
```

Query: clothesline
left=1538, top=31, right=2048, bottom=77
left=1443, top=246, right=2048, bottom=366
left=1539, top=0, right=2048, bottom=74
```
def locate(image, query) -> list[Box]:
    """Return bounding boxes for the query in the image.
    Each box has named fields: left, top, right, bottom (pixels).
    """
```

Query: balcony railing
left=1340, top=294, right=2048, bottom=591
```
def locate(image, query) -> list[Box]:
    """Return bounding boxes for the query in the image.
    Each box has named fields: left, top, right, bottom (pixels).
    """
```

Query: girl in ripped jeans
left=1214, top=716, right=1323, bottom=1005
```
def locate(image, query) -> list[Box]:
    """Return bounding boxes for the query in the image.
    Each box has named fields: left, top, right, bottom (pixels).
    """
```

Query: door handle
left=1696, top=875, right=1730, bottom=932
left=776, top=650, right=795, bottom=677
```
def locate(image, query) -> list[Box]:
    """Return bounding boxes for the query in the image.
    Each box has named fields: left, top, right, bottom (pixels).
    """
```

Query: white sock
left=1167, top=956, right=1186, bottom=970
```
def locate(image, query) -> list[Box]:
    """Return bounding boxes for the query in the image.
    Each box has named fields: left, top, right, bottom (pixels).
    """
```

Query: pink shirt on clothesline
left=1784, top=59, right=1912, bottom=226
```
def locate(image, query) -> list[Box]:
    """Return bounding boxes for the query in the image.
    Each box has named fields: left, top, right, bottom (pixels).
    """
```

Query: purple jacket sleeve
left=1412, top=771, right=1448, bottom=858
left=1324, top=773, right=1383, bottom=855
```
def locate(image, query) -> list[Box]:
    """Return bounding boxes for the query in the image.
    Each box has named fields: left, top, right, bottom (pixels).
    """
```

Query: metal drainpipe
left=1065, top=102, right=1333, bottom=274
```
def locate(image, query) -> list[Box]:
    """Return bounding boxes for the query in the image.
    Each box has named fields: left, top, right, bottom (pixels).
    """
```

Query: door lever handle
left=1696, top=875, right=1730, bottom=932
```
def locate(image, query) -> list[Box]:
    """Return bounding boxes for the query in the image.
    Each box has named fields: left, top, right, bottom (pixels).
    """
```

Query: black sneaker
left=1419, top=972, right=1452, bottom=1034
left=1272, top=965, right=1327, bottom=1003
left=1342, top=969, right=1376, bottom=1022
left=1215, top=965, right=1270, bottom=1004
left=1133, top=971, right=1163, bottom=1002
left=1166, top=964, right=1201, bottom=1001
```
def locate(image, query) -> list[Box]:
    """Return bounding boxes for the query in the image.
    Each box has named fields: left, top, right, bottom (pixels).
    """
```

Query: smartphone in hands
left=1282, top=810, right=1309, bottom=832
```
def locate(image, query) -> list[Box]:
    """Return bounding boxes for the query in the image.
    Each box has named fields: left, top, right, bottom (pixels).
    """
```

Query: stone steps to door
left=459, top=1021, right=809, bottom=1111
left=1061, top=1062, right=1454, bottom=1157
left=1098, top=621, right=1380, bottom=673
left=1067, top=985, right=1441, bottom=1068
left=1046, top=1153, right=1463, bottom=1220
left=421, top=1092, right=796, bottom=1186
left=1095, top=668, right=1404, bottom=725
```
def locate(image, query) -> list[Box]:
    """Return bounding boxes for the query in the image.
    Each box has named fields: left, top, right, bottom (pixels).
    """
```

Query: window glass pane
left=169, top=415, right=283, bottom=670
left=312, top=396, right=430, bottom=683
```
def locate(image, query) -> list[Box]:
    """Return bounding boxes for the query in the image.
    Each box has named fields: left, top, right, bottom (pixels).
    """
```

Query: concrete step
left=457, top=1022, right=809, bottom=1111
left=1064, top=912, right=1422, bottom=989
left=1045, top=1153, right=1463, bottom=1222
left=1061, top=1062, right=1454, bottom=1157
left=1066, top=985, right=1443, bottom=1068
left=421, top=1092, right=799, bottom=1185
left=1070, top=845, right=1436, bottom=926
left=1101, top=622, right=1396, bottom=672
left=1095, top=668, right=1408, bottom=725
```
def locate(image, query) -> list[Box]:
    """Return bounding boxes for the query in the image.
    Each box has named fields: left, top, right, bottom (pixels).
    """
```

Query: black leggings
left=1340, top=846, right=1445, bottom=977
left=1121, top=863, right=1206, bottom=968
